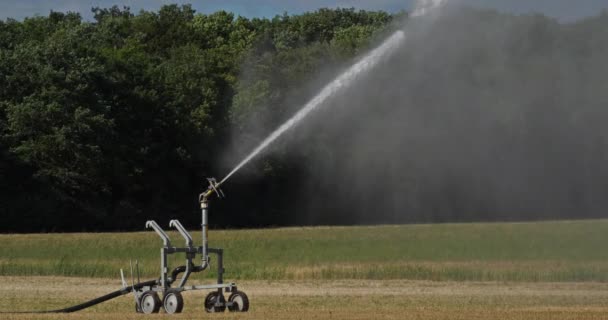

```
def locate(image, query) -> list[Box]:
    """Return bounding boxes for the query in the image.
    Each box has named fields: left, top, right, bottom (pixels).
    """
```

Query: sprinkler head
left=199, top=178, right=225, bottom=203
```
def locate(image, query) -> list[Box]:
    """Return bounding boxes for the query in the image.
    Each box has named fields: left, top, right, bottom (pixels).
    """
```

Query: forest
left=1, top=5, right=607, bottom=232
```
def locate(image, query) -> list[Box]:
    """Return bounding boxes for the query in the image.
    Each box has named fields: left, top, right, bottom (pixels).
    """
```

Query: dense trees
left=0, top=6, right=393, bottom=231
left=1, top=6, right=607, bottom=232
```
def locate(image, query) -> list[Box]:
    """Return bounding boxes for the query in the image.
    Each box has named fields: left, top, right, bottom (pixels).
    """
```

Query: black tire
left=139, top=291, right=161, bottom=314
left=163, top=290, right=184, bottom=314
left=204, top=291, right=226, bottom=313
left=228, top=291, right=250, bottom=312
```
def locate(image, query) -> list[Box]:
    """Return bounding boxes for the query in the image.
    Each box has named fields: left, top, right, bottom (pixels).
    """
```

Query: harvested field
left=1, top=277, right=608, bottom=319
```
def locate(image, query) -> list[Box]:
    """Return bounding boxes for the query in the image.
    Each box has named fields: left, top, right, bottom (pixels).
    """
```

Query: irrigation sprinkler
left=6, top=178, right=249, bottom=315
left=133, top=177, right=249, bottom=314
left=128, top=177, right=248, bottom=314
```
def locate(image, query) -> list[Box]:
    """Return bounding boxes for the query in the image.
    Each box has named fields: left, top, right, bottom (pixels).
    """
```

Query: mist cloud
left=270, top=6, right=608, bottom=225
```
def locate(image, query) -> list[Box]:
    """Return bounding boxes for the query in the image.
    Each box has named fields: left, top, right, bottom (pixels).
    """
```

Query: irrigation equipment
left=6, top=178, right=248, bottom=315
left=134, top=178, right=249, bottom=314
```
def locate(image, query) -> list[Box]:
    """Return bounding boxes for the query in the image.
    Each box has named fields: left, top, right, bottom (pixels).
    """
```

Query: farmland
left=2, top=277, right=608, bottom=319
left=1, top=220, right=607, bottom=281
left=1, top=220, right=608, bottom=319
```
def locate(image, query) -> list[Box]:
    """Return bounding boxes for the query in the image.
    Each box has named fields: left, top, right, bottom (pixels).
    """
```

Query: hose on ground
left=1, top=279, right=158, bottom=314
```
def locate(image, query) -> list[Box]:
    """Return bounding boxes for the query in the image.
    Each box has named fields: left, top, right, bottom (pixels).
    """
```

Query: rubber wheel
left=228, top=291, right=250, bottom=312
left=139, top=291, right=161, bottom=314
left=204, top=291, right=226, bottom=313
left=163, top=290, right=184, bottom=314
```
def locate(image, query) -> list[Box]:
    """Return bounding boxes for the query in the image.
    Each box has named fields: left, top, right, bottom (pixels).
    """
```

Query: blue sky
left=0, top=0, right=606, bottom=22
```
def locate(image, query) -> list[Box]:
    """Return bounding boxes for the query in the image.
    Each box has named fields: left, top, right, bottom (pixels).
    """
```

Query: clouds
left=0, top=0, right=606, bottom=21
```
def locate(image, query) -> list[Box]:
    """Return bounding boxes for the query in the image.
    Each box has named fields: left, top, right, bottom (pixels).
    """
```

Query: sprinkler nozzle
left=199, top=178, right=225, bottom=204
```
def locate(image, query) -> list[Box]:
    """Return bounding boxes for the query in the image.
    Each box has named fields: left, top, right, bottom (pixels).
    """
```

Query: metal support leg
left=177, top=255, right=194, bottom=288
left=161, top=247, right=168, bottom=290
left=216, top=249, right=224, bottom=285
left=206, top=247, right=225, bottom=303
left=207, top=248, right=224, bottom=285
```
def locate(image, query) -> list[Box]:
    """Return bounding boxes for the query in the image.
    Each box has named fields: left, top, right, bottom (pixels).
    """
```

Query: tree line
left=1, top=5, right=607, bottom=232
left=0, top=5, right=393, bottom=231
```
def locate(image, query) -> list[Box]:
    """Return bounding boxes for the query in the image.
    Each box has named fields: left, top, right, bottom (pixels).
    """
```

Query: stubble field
left=1, top=277, right=608, bottom=319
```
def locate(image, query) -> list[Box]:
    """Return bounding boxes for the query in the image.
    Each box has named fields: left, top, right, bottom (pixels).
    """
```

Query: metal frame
left=143, top=219, right=235, bottom=292
left=129, top=179, right=243, bottom=313
left=6, top=178, right=246, bottom=315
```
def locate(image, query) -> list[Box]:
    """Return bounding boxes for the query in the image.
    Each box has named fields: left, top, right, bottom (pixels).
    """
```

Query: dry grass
left=1, top=276, right=608, bottom=319
left=279, top=260, right=608, bottom=281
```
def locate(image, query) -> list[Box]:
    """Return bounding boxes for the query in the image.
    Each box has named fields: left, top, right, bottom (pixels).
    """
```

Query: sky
left=0, top=0, right=606, bottom=22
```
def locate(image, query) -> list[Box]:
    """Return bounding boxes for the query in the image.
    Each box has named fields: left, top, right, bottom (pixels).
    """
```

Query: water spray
left=219, top=30, right=406, bottom=187
left=412, top=0, right=448, bottom=17
left=218, top=0, right=448, bottom=186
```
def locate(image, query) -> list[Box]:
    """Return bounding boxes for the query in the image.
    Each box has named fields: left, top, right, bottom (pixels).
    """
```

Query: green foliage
left=0, top=6, right=391, bottom=231
left=1, top=22, right=113, bottom=224
left=331, top=24, right=379, bottom=57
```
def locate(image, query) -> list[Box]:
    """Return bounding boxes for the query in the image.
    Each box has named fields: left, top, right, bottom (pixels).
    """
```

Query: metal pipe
left=208, top=248, right=224, bottom=285
left=177, top=260, right=192, bottom=288
left=201, top=199, right=209, bottom=269
left=169, top=220, right=193, bottom=247
left=161, top=248, right=168, bottom=290
left=145, top=220, right=171, bottom=247
left=198, top=178, right=223, bottom=270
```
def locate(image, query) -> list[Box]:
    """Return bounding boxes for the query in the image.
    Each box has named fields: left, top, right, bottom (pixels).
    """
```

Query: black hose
left=6, top=263, right=207, bottom=313
left=168, top=265, right=204, bottom=285
left=2, top=279, right=158, bottom=314
left=169, top=265, right=187, bottom=284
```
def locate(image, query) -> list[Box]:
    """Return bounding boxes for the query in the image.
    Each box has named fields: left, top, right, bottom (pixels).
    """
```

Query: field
left=2, top=277, right=608, bottom=319
left=1, top=220, right=608, bottom=319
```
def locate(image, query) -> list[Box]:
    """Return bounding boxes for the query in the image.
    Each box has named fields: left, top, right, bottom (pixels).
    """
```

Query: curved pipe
left=145, top=220, right=171, bottom=247
left=168, top=265, right=187, bottom=284
left=169, top=220, right=193, bottom=247
left=167, top=265, right=205, bottom=285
